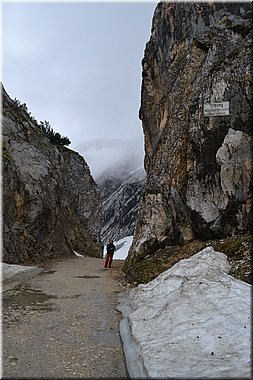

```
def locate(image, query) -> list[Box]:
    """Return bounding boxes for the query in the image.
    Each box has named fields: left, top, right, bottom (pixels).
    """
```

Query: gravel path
left=2, top=256, right=128, bottom=379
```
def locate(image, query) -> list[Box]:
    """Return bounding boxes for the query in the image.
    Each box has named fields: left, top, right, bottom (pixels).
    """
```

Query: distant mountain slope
left=99, top=166, right=146, bottom=243
left=74, top=137, right=146, bottom=243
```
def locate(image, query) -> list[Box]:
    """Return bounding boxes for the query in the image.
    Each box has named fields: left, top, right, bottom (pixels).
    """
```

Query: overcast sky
left=2, top=1, right=156, bottom=149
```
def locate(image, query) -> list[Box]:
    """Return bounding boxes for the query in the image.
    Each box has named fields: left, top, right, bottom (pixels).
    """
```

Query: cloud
left=2, top=2, right=156, bottom=148
left=74, top=136, right=145, bottom=179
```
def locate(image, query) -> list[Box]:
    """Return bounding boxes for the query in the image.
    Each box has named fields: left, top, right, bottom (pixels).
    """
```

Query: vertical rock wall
left=2, top=86, right=102, bottom=264
left=126, top=2, right=252, bottom=266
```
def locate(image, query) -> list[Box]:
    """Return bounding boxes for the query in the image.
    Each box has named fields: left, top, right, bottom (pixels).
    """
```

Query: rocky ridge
left=2, top=85, right=102, bottom=264
left=98, top=165, right=146, bottom=243
left=125, top=2, right=252, bottom=270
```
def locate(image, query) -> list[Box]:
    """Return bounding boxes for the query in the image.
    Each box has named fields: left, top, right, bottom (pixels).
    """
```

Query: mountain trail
left=3, top=256, right=128, bottom=379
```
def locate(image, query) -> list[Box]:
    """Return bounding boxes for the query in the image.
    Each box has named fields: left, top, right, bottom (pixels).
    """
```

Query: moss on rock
left=123, top=235, right=252, bottom=286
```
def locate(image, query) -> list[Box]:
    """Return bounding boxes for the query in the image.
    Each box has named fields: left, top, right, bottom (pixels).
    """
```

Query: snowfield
left=117, top=246, right=251, bottom=378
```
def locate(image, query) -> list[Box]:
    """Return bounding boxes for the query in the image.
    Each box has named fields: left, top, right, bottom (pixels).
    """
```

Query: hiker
left=104, top=239, right=116, bottom=269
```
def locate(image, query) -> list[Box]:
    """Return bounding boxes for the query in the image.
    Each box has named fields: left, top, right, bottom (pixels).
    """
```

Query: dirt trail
left=2, top=256, right=128, bottom=379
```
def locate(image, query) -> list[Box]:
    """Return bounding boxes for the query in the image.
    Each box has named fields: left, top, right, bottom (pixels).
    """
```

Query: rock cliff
left=2, top=86, right=102, bottom=264
left=126, top=2, right=252, bottom=268
left=98, top=166, right=146, bottom=243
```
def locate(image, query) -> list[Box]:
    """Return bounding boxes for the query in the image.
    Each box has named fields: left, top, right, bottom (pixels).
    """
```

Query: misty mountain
left=74, top=137, right=144, bottom=180
left=74, top=137, right=146, bottom=243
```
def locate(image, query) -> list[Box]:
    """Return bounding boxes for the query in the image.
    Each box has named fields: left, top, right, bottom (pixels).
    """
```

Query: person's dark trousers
left=104, top=253, right=113, bottom=268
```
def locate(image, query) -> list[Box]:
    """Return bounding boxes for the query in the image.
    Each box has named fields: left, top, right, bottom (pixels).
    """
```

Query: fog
left=74, top=136, right=145, bottom=179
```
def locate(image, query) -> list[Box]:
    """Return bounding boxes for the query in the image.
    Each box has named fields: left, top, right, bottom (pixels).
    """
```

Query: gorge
left=2, top=2, right=252, bottom=283
left=2, top=3, right=252, bottom=379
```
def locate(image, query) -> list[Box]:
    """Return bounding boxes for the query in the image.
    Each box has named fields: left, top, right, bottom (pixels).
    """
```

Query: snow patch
left=129, top=166, right=144, bottom=175
left=117, top=246, right=251, bottom=378
left=73, top=251, right=84, bottom=257
left=2, top=262, right=40, bottom=281
left=74, top=236, right=133, bottom=260
left=103, top=236, right=133, bottom=260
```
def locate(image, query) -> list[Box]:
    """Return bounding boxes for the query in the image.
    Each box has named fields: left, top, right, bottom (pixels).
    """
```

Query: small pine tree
left=12, top=97, right=71, bottom=146
left=13, top=98, right=28, bottom=112
left=39, top=120, right=71, bottom=146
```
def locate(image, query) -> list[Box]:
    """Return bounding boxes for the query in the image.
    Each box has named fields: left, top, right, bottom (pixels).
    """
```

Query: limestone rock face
left=126, top=2, right=252, bottom=266
left=2, top=86, right=102, bottom=264
left=98, top=167, right=146, bottom=243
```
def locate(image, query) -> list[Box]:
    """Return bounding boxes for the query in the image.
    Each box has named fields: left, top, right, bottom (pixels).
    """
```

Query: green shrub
left=2, top=141, right=11, bottom=161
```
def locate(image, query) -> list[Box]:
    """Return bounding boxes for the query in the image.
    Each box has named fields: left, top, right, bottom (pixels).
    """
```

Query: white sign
left=204, top=101, right=229, bottom=116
